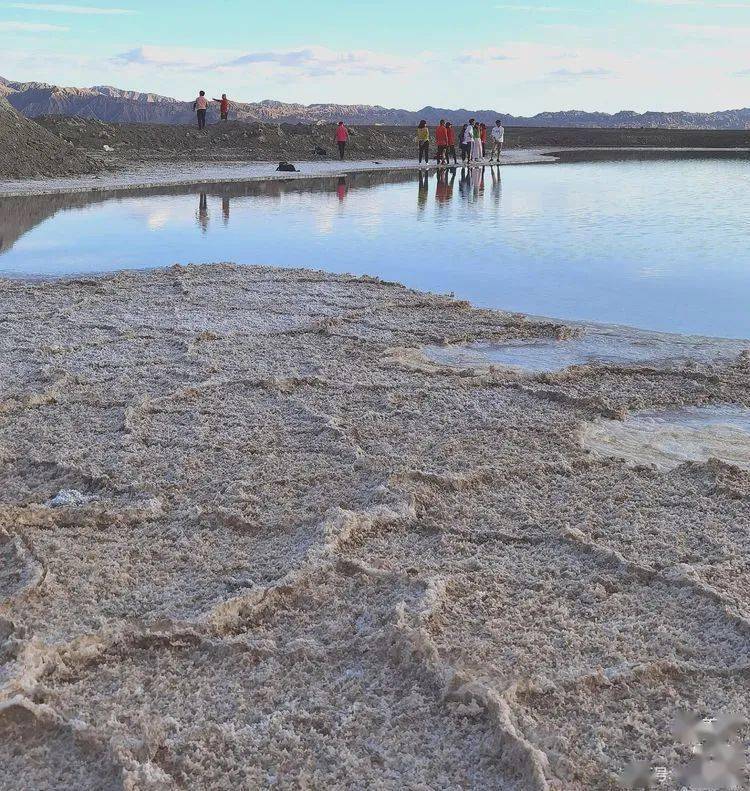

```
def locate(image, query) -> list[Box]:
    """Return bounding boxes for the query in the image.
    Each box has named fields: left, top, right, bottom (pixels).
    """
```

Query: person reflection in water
left=490, top=165, right=502, bottom=207
left=435, top=168, right=455, bottom=208
left=417, top=170, right=429, bottom=211
left=471, top=166, right=485, bottom=200
left=336, top=176, right=348, bottom=202
left=197, top=192, right=209, bottom=233
left=222, top=195, right=230, bottom=225
left=458, top=167, right=471, bottom=201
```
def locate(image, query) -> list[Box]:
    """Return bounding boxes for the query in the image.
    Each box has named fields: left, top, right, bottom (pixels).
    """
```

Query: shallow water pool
left=1, top=157, right=749, bottom=338
left=581, top=405, right=750, bottom=471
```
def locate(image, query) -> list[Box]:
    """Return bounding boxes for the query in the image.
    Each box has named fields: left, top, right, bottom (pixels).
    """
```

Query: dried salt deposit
left=1, top=264, right=749, bottom=790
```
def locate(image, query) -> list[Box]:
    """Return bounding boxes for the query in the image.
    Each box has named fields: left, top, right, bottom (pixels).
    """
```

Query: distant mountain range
left=3, top=76, right=750, bottom=129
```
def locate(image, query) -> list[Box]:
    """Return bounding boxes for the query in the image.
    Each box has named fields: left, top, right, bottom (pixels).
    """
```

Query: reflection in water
left=490, top=166, right=502, bottom=206
left=417, top=171, right=429, bottom=212
left=435, top=168, right=456, bottom=208
left=197, top=193, right=209, bottom=233
left=471, top=166, right=484, bottom=201
left=3, top=159, right=750, bottom=338
left=337, top=177, right=348, bottom=202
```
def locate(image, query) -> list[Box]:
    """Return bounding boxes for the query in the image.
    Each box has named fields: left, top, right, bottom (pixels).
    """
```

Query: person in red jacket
left=435, top=119, right=448, bottom=164
left=213, top=94, right=230, bottom=121
left=445, top=122, right=457, bottom=165
left=479, top=123, right=487, bottom=158
left=335, top=121, right=349, bottom=160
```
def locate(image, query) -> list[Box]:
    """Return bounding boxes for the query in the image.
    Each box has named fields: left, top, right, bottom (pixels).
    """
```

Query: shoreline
left=1, top=262, right=749, bottom=788
left=0, top=150, right=554, bottom=198
left=1, top=145, right=747, bottom=198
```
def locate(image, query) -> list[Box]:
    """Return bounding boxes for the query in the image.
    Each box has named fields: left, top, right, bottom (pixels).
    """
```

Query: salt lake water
left=1, top=157, right=748, bottom=339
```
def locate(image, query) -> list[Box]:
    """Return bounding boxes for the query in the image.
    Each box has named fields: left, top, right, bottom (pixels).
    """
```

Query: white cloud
left=113, top=45, right=422, bottom=79
left=456, top=47, right=515, bottom=64
left=671, top=23, right=750, bottom=37
left=8, top=3, right=134, bottom=13
left=222, top=47, right=420, bottom=77
left=111, top=46, right=225, bottom=69
left=0, top=20, right=68, bottom=30
left=547, top=67, right=615, bottom=79
left=495, top=4, right=562, bottom=9
left=640, top=0, right=750, bottom=6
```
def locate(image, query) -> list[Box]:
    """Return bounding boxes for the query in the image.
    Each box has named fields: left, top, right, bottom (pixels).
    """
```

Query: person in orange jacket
left=335, top=121, right=349, bottom=160
left=445, top=121, right=457, bottom=165
left=479, top=122, right=487, bottom=158
left=213, top=94, right=230, bottom=121
left=435, top=119, right=449, bottom=164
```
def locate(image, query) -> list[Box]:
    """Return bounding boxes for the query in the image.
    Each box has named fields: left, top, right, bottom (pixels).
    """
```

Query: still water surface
left=1, top=158, right=748, bottom=338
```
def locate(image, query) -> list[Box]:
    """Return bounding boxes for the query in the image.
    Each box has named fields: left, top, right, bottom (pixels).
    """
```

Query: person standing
left=490, top=119, right=505, bottom=161
left=194, top=90, right=208, bottom=130
left=213, top=93, right=230, bottom=121
left=335, top=121, right=349, bottom=159
left=470, top=122, right=483, bottom=162
left=416, top=120, right=430, bottom=165
left=479, top=123, right=487, bottom=158
left=459, top=124, right=469, bottom=163
left=435, top=119, right=448, bottom=164
left=445, top=122, right=458, bottom=165
left=461, top=121, right=474, bottom=163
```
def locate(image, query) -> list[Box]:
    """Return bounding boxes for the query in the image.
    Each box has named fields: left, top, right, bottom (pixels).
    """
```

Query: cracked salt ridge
left=582, top=405, right=750, bottom=471
left=422, top=322, right=750, bottom=374
left=3, top=264, right=750, bottom=790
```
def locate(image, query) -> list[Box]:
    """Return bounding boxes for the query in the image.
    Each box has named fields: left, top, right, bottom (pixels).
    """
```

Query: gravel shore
left=1, top=264, right=749, bottom=789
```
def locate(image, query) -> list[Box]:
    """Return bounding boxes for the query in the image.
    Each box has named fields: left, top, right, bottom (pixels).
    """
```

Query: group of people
left=193, top=90, right=230, bottom=130
left=417, top=118, right=504, bottom=165
left=192, top=91, right=504, bottom=167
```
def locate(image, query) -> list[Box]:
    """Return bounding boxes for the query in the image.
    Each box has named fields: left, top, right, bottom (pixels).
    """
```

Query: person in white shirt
left=461, top=119, right=475, bottom=163
left=490, top=119, right=505, bottom=162
left=193, top=90, right=208, bottom=130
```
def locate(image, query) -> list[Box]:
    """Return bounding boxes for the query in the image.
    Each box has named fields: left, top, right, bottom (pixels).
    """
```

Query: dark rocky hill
left=3, top=76, right=750, bottom=129
left=0, top=96, right=99, bottom=179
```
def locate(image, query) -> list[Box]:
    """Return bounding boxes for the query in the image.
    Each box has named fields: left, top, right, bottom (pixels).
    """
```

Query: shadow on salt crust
left=581, top=405, right=750, bottom=471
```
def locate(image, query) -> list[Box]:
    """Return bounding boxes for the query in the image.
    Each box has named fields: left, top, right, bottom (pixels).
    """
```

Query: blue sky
left=2, top=0, right=750, bottom=113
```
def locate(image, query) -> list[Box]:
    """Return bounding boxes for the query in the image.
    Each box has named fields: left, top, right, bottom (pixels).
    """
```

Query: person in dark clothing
left=460, top=123, right=471, bottom=163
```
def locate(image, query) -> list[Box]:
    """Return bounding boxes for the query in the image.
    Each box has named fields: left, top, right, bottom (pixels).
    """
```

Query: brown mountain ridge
left=3, top=76, right=750, bottom=129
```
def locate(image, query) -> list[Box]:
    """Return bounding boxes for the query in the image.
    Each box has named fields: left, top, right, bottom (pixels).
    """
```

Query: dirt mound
left=0, top=98, right=100, bottom=180
left=37, top=116, right=419, bottom=163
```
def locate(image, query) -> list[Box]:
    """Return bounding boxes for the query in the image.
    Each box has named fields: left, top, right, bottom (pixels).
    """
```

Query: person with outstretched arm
left=193, top=90, right=208, bottom=129
left=335, top=121, right=349, bottom=159
left=213, top=94, right=230, bottom=121
left=490, top=119, right=505, bottom=161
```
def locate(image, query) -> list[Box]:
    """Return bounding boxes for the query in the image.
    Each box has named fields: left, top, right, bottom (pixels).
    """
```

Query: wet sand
left=1, top=264, right=750, bottom=789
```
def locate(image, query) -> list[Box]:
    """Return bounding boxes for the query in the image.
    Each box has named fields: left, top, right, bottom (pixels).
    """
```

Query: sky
left=1, top=0, right=749, bottom=114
